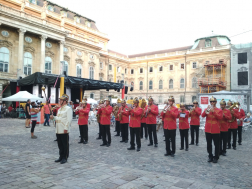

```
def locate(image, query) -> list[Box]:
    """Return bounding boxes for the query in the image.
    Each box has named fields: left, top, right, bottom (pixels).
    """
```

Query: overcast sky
left=52, top=0, right=252, bottom=55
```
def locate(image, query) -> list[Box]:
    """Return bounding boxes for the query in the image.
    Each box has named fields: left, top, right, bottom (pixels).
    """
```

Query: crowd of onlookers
left=0, top=103, right=25, bottom=118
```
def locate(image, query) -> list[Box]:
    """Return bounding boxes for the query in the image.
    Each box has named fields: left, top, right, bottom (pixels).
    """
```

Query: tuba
left=228, top=102, right=239, bottom=123
left=113, top=106, right=119, bottom=119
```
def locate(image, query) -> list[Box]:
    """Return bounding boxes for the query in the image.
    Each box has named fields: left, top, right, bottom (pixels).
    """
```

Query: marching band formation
left=52, top=94, right=246, bottom=164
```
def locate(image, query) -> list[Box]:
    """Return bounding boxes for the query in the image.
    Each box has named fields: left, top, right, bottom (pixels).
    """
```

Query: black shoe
left=208, top=157, right=213, bottom=162
left=54, top=139, right=57, bottom=141
left=114, top=134, right=120, bottom=136
left=238, top=143, right=242, bottom=145
left=164, top=152, right=171, bottom=156
left=100, top=143, right=107, bottom=146
left=189, top=143, right=194, bottom=145
left=180, top=148, right=184, bottom=150
left=222, top=152, right=226, bottom=156
left=233, top=147, right=236, bottom=150
left=55, top=158, right=62, bottom=163
left=137, top=148, right=140, bottom=152
left=170, top=153, right=175, bottom=157
left=120, top=140, right=125, bottom=143
left=114, top=130, right=117, bottom=132
left=127, top=147, right=135, bottom=150
left=147, top=143, right=153, bottom=146
left=185, top=148, right=188, bottom=151
left=106, top=143, right=110, bottom=147
left=213, top=158, right=218, bottom=163
left=60, top=159, right=67, bottom=164
left=96, top=137, right=102, bottom=140
left=227, top=146, right=231, bottom=149
left=125, top=140, right=128, bottom=143
left=154, top=144, right=158, bottom=147
left=196, top=143, right=199, bottom=146
left=83, top=141, right=88, bottom=144
left=78, top=141, right=83, bottom=144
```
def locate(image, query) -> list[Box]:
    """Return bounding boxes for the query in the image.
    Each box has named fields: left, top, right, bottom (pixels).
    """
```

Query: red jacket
left=161, top=106, right=178, bottom=130
left=219, top=109, right=232, bottom=132
left=202, top=107, right=223, bottom=134
left=129, top=107, right=143, bottom=128
left=189, top=107, right=202, bottom=126
left=98, top=105, right=113, bottom=125
left=229, top=109, right=240, bottom=129
left=118, top=106, right=130, bottom=124
left=75, top=107, right=90, bottom=125
left=144, top=104, right=159, bottom=124
left=238, top=108, right=245, bottom=126
left=178, top=110, right=189, bottom=130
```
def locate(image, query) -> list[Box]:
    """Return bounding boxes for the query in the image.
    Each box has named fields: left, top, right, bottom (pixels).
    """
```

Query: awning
left=2, top=91, right=44, bottom=102
left=17, top=72, right=124, bottom=90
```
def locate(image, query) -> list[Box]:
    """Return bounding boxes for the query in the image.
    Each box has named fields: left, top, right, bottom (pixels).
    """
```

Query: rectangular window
left=131, top=69, right=134, bottom=74
left=159, top=66, right=163, bottom=72
left=140, top=68, right=143, bottom=73
left=205, top=61, right=210, bottom=65
left=238, top=52, right=247, bottom=64
left=180, top=63, right=184, bottom=70
left=149, top=67, right=153, bottom=73
left=180, top=96, right=185, bottom=103
left=125, top=68, right=127, bottom=74
left=159, top=96, right=162, bottom=104
left=219, top=59, right=224, bottom=64
left=238, top=71, right=248, bottom=85
left=109, top=64, right=112, bottom=71
left=100, top=62, right=103, bottom=69
left=117, top=66, right=120, bottom=72
left=192, top=62, right=197, bottom=69
left=169, top=65, right=173, bottom=71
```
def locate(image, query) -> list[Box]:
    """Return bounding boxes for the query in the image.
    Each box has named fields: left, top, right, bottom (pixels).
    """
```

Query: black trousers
left=190, top=125, right=199, bottom=144
left=121, top=123, right=129, bottom=141
left=116, top=121, right=121, bottom=135
left=79, top=125, right=88, bottom=142
left=98, top=123, right=102, bottom=138
left=228, top=129, right=237, bottom=148
left=164, top=129, right=176, bottom=154
left=102, top=125, right=111, bottom=145
left=130, top=127, right=141, bottom=148
left=179, top=129, right=189, bottom=149
left=56, top=133, right=69, bottom=160
left=205, top=133, right=220, bottom=159
left=220, top=131, right=228, bottom=153
left=147, top=124, right=158, bottom=144
left=140, top=123, right=148, bottom=138
left=31, top=120, right=36, bottom=133
left=237, top=126, right=242, bottom=143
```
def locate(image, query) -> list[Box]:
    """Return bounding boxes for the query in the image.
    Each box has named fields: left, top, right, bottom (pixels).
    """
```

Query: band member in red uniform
left=227, top=101, right=240, bottom=150
left=96, top=100, right=104, bottom=140
left=161, top=96, right=178, bottom=157
left=127, top=97, right=143, bottom=151
left=140, top=99, right=148, bottom=140
left=178, top=103, right=189, bottom=151
left=114, top=99, right=121, bottom=136
left=189, top=100, right=202, bottom=146
left=118, top=99, right=130, bottom=143
left=237, top=102, right=245, bottom=145
left=145, top=97, right=159, bottom=147
left=202, top=96, right=223, bottom=163
left=75, top=100, right=90, bottom=144
left=219, top=99, right=232, bottom=156
left=98, top=99, right=113, bottom=147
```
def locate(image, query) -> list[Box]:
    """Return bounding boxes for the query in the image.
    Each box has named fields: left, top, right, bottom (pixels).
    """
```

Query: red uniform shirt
left=229, top=109, right=240, bottom=129
left=189, top=107, right=202, bottom=125
left=75, top=107, right=90, bottom=125
left=118, top=106, right=130, bottom=124
left=238, top=108, right=245, bottom=126
left=219, top=109, right=232, bottom=132
left=98, top=105, right=113, bottom=125
left=144, top=104, right=159, bottom=124
left=161, top=106, right=178, bottom=130
left=178, top=110, right=189, bottom=130
left=129, top=107, right=143, bottom=128
left=202, top=107, right=223, bottom=134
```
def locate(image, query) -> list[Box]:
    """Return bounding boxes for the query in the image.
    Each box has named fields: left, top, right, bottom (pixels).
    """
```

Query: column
left=18, top=29, right=26, bottom=78
left=59, top=40, right=65, bottom=74
left=40, top=35, right=47, bottom=73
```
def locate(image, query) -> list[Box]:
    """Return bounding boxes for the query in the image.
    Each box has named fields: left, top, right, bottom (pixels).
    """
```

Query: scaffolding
left=198, top=60, right=227, bottom=93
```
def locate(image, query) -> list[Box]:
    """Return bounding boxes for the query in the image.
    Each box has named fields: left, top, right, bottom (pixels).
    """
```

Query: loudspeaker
left=124, top=86, right=128, bottom=94
left=117, top=88, right=120, bottom=92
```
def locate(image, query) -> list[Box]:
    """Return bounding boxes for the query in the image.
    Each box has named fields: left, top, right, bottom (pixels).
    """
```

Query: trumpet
left=74, top=106, right=82, bottom=112
left=189, top=107, right=195, bottom=114
left=205, top=105, right=213, bottom=114
left=145, top=105, right=149, bottom=117
left=163, top=105, right=170, bottom=113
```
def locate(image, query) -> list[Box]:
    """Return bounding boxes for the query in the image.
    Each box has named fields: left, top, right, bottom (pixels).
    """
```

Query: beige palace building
left=0, top=0, right=231, bottom=104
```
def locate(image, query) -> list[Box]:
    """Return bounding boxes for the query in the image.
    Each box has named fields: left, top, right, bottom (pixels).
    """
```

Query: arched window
left=99, top=77, right=103, bottom=81
left=63, top=61, right=68, bottom=75
left=89, top=66, right=94, bottom=79
left=149, top=80, right=153, bottom=90
left=76, top=64, right=82, bottom=78
left=192, top=77, right=197, bottom=88
left=169, top=79, right=173, bottom=89
left=139, top=81, right=143, bottom=90
left=159, top=80, right=163, bottom=89
left=180, top=78, right=185, bottom=88
left=0, top=47, right=9, bottom=72
left=117, top=80, right=120, bottom=83
left=205, top=39, right=212, bottom=47
left=90, top=93, right=94, bottom=99
left=24, top=52, right=32, bottom=75
left=45, top=57, right=52, bottom=74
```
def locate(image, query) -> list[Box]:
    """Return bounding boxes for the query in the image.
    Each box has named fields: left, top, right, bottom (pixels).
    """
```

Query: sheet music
left=180, top=113, right=186, bottom=118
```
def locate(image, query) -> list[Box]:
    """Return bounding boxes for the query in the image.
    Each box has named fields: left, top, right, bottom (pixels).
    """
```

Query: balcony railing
left=198, top=78, right=227, bottom=87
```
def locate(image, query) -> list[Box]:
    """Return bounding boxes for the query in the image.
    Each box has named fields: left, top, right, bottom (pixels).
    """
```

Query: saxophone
left=228, top=102, right=239, bottom=123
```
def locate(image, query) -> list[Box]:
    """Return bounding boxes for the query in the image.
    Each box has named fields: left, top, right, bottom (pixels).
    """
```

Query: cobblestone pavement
left=0, top=118, right=252, bottom=189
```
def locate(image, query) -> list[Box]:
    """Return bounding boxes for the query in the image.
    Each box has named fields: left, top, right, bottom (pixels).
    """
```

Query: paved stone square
left=0, top=118, right=252, bottom=189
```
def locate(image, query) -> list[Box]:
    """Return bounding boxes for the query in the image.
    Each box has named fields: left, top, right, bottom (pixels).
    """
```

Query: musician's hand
left=128, top=107, right=132, bottom=111
left=210, top=108, right=214, bottom=112
left=64, top=130, right=67, bottom=134
left=50, top=115, right=54, bottom=120
left=148, top=107, right=151, bottom=112
left=240, top=118, right=243, bottom=121
left=230, top=110, right=234, bottom=114
left=167, top=107, right=171, bottom=111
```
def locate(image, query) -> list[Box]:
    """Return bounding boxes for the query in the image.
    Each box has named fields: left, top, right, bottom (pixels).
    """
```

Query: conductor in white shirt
left=50, top=94, right=72, bottom=164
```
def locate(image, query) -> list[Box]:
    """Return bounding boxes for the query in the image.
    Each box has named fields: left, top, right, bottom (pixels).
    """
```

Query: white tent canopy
left=2, top=91, right=44, bottom=102
left=87, top=98, right=98, bottom=104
